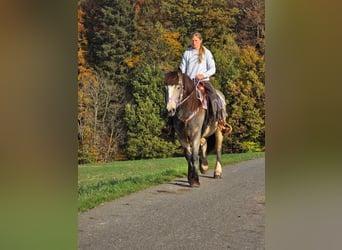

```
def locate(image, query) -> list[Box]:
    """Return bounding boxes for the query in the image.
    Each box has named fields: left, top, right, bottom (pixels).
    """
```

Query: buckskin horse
left=164, top=70, right=232, bottom=187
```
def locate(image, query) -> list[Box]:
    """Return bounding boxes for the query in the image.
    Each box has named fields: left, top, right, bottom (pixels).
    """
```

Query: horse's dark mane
left=164, top=71, right=179, bottom=86
left=164, top=70, right=200, bottom=112
left=182, top=74, right=195, bottom=93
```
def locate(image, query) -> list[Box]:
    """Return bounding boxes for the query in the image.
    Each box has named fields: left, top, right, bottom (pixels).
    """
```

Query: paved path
left=79, top=158, right=265, bottom=250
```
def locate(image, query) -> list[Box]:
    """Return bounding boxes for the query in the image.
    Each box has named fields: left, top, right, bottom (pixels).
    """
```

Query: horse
left=164, top=70, right=232, bottom=187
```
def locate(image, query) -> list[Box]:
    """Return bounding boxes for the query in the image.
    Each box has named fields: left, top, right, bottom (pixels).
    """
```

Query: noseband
left=166, top=72, right=201, bottom=125
left=167, top=72, right=183, bottom=105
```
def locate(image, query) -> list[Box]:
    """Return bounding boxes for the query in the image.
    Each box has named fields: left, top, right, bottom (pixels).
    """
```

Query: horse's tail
left=201, top=108, right=209, bottom=134
left=201, top=107, right=216, bottom=153
left=206, top=134, right=216, bottom=153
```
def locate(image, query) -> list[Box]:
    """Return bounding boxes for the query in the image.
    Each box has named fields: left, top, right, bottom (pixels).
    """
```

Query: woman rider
left=164, top=31, right=230, bottom=136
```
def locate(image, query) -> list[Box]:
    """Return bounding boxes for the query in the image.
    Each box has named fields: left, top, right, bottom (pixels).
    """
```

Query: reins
left=177, top=77, right=200, bottom=108
left=174, top=73, right=201, bottom=125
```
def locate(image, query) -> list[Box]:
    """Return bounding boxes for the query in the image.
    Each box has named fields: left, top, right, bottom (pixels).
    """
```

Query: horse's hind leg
left=199, top=137, right=209, bottom=174
left=214, top=130, right=224, bottom=179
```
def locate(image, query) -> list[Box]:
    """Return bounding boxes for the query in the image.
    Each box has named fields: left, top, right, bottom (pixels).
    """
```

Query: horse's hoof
left=189, top=181, right=200, bottom=188
left=200, top=169, right=207, bottom=174
left=214, top=174, right=222, bottom=179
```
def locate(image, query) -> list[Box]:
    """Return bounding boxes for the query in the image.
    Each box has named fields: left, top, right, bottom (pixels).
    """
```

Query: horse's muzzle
left=167, top=108, right=176, bottom=117
left=166, top=101, right=176, bottom=117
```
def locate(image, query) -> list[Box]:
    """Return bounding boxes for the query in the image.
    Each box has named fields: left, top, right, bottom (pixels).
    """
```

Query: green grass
left=78, top=152, right=264, bottom=212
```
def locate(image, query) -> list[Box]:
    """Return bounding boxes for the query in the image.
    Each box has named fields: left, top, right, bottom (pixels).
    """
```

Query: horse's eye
left=177, top=86, right=181, bottom=90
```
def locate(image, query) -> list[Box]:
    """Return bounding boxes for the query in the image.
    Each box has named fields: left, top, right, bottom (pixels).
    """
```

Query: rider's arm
left=202, top=49, right=216, bottom=79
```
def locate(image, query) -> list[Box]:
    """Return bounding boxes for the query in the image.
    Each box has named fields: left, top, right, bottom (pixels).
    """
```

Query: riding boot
left=212, top=94, right=232, bottom=135
left=203, top=81, right=232, bottom=135
left=204, top=83, right=219, bottom=123
left=217, top=110, right=232, bottom=135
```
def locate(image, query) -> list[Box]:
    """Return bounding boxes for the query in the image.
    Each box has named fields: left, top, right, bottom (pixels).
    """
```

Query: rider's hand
left=196, top=74, right=204, bottom=80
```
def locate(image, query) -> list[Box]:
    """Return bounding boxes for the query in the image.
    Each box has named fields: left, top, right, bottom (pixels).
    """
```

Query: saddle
left=196, top=81, right=232, bottom=135
left=195, top=81, right=225, bottom=114
left=195, top=81, right=208, bottom=109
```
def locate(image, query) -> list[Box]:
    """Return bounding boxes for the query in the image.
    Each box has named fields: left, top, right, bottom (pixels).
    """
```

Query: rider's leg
left=203, top=81, right=232, bottom=135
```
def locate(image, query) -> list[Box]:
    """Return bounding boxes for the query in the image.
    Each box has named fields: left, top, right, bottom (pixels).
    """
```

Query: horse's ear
left=177, top=70, right=182, bottom=80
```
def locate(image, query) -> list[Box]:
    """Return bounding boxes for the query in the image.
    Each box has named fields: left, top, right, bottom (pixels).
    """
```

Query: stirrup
left=218, top=121, right=232, bottom=135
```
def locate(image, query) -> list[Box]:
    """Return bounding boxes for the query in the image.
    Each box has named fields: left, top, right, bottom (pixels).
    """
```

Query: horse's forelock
left=164, top=71, right=179, bottom=86
left=164, top=71, right=200, bottom=113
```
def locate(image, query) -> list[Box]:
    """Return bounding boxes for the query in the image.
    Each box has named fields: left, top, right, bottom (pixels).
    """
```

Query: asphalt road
left=78, top=158, right=265, bottom=250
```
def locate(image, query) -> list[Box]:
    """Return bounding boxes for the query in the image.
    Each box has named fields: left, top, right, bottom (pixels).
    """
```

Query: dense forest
left=78, top=0, right=265, bottom=163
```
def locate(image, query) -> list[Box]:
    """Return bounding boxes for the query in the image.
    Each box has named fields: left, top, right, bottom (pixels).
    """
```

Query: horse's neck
left=177, top=106, right=193, bottom=117
left=179, top=91, right=201, bottom=115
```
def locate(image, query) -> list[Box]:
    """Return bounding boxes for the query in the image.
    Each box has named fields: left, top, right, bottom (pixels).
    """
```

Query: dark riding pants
left=202, top=81, right=224, bottom=121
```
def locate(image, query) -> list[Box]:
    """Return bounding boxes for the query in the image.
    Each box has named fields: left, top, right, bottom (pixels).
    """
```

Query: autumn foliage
left=78, top=0, right=265, bottom=163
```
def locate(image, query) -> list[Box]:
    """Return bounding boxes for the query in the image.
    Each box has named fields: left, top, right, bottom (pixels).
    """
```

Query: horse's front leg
left=175, top=121, right=194, bottom=184
left=182, top=147, right=192, bottom=182
left=188, top=135, right=201, bottom=187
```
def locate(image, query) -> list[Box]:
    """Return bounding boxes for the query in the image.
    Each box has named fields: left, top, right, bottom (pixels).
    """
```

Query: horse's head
left=164, top=71, right=183, bottom=117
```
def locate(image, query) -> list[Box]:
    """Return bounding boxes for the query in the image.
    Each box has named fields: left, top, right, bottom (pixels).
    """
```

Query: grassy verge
left=78, top=152, right=264, bottom=212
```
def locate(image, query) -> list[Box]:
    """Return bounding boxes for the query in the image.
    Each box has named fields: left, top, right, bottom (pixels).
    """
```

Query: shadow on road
left=199, top=174, right=214, bottom=179
left=168, top=180, right=191, bottom=188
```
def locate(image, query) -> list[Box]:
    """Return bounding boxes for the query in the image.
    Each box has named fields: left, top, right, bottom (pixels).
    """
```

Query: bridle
left=166, top=72, right=201, bottom=125
left=167, top=72, right=199, bottom=108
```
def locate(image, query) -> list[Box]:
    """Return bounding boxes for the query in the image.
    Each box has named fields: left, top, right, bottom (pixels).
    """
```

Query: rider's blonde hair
left=191, top=31, right=205, bottom=64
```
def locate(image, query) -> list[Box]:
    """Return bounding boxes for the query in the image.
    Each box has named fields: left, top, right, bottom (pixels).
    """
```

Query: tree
left=78, top=0, right=265, bottom=161
left=125, top=64, right=179, bottom=159
left=159, top=0, right=239, bottom=49
left=83, top=0, right=135, bottom=82
left=78, top=71, right=126, bottom=163
left=228, top=0, right=265, bottom=54
left=79, top=0, right=137, bottom=162
left=225, top=79, right=264, bottom=152
left=78, top=1, right=97, bottom=163
left=211, top=34, right=240, bottom=91
left=223, top=45, right=265, bottom=152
